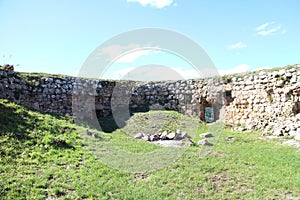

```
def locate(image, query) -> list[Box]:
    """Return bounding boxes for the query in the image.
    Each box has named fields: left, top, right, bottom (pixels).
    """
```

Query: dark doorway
left=199, top=96, right=223, bottom=123
left=225, top=90, right=234, bottom=105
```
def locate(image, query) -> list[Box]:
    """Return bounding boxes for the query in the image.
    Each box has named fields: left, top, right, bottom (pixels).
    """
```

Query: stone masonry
left=0, top=64, right=299, bottom=138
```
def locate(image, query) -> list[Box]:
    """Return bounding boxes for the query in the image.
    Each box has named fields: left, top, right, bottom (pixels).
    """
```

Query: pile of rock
left=134, top=129, right=187, bottom=142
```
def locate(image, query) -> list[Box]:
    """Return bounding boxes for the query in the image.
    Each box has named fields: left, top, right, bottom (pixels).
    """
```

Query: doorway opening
left=224, top=90, right=234, bottom=105
left=199, top=97, right=222, bottom=123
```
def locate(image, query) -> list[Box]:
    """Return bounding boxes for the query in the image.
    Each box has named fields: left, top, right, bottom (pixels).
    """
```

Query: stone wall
left=224, top=67, right=300, bottom=136
left=0, top=66, right=117, bottom=117
left=0, top=64, right=300, bottom=137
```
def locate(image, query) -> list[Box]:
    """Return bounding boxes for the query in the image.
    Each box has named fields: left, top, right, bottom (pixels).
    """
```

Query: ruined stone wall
left=0, top=64, right=300, bottom=137
left=224, top=67, right=300, bottom=136
left=0, top=66, right=212, bottom=119
left=0, top=66, right=116, bottom=117
left=0, top=66, right=204, bottom=119
left=0, top=67, right=72, bottom=114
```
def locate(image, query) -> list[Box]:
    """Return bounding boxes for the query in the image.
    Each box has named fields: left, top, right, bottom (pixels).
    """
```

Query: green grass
left=0, top=99, right=300, bottom=199
left=7, top=63, right=299, bottom=85
left=122, top=110, right=200, bottom=137
left=212, top=63, right=299, bottom=82
left=14, top=71, right=143, bottom=84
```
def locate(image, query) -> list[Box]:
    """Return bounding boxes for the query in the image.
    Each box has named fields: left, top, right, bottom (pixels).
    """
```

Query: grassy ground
left=0, top=99, right=299, bottom=199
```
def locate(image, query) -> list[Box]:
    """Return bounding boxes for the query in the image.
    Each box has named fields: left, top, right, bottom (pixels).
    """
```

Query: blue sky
left=1, top=0, right=299, bottom=79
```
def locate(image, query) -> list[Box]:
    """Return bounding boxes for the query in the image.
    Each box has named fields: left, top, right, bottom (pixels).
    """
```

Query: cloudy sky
left=1, top=0, right=299, bottom=80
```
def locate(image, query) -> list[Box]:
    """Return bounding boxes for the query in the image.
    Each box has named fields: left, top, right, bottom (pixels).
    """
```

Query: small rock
left=149, top=135, right=155, bottom=141
left=291, top=76, right=297, bottom=83
left=175, top=131, right=187, bottom=140
left=149, top=134, right=160, bottom=141
left=185, top=139, right=194, bottom=146
left=166, top=132, right=176, bottom=140
left=225, top=137, right=234, bottom=141
left=272, top=71, right=279, bottom=77
left=289, top=130, right=298, bottom=137
left=295, top=133, right=300, bottom=141
left=237, top=127, right=247, bottom=132
left=285, top=72, right=292, bottom=78
left=288, top=68, right=296, bottom=73
left=200, top=132, right=213, bottom=138
left=276, top=80, right=284, bottom=87
left=141, top=135, right=149, bottom=141
left=278, top=69, right=286, bottom=76
left=33, top=102, right=40, bottom=110
left=274, top=129, right=283, bottom=136
left=152, top=134, right=160, bottom=141
left=134, top=133, right=144, bottom=139
left=86, top=130, right=101, bottom=138
left=160, top=131, right=168, bottom=140
left=14, top=132, right=23, bottom=137
left=197, top=139, right=212, bottom=146
left=45, top=77, right=53, bottom=82
left=54, top=138, right=68, bottom=145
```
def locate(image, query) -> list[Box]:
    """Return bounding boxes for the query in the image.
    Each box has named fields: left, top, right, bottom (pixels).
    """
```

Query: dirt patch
left=134, top=173, right=149, bottom=180
left=202, top=149, right=224, bottom=157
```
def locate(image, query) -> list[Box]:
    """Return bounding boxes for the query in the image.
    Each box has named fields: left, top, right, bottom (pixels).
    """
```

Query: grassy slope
left=0, top=99, right=299, bottom=199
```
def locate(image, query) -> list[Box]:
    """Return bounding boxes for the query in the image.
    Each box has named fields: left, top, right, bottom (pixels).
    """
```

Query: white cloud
left=127, top=0, right=173, bottom=8
left=115, top=50, right=152, bottom=63
left=256, top=22, right=273, bottom=31
left=256, top=22, right=284, bottom=36
left=100, top=44, right=140, bottom=61
left=219, top=64, right=251, bottom=75
left=228, top=42, right=247, bottom=50
left=258, top=26, right=281, bottom=36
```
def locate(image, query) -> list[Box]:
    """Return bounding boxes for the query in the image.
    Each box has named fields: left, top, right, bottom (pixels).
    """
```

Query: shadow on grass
left=97, top=115, right=120, bottom=133
left=96, top=104, right=150, bottom=133
left=0, top=100, right=32, bottom=138
left=0, top=99, right=74, bottom=149
left=51, top=138, right=75, bottom=149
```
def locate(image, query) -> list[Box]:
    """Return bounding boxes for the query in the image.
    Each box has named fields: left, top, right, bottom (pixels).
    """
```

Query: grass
left=5, top=63, right=299, bottom=85
left=211, top=63, right=300, bottom=82
left=122, top=110, right=200, bottom=136
left=14, top=71, right=143, bottom=84
left=0, top=99, right=300, bottom=199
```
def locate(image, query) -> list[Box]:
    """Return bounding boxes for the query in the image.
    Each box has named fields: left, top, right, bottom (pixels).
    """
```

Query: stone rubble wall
left=0, top=64, right=300, bottom=137
left=224, top=66, right=300, bottom=136
left=0, top=68, right=73, bottom=115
